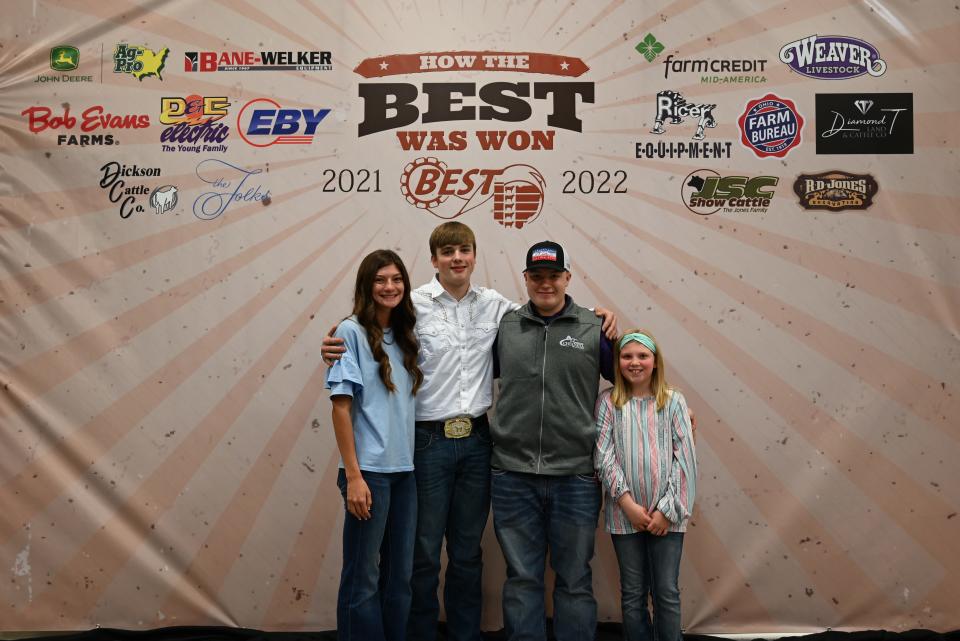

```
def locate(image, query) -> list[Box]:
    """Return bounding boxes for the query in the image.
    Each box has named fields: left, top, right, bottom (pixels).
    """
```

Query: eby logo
left=236, top=99, right=331, bottom=147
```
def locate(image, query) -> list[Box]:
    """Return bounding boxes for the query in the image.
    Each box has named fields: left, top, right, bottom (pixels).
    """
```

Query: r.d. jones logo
left=779, top=35, right=886, bottom=80
left=815, top=93, right=912, bottom=154
left=738, top=93, right=804, bottom=158
left=160, top=95, right=231, bottom=153
left=682, top=169, right=778, bottom=215
left=793, top=171, right=878, bottom=211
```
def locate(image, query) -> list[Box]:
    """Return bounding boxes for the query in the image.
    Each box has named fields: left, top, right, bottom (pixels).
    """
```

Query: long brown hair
left=351, top=249, right=422, bottom=394
left=611, top=328, right=670, bottom=411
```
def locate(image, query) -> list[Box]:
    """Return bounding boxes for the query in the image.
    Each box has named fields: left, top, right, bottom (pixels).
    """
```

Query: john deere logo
left=50, top=46, right=79, bottom=71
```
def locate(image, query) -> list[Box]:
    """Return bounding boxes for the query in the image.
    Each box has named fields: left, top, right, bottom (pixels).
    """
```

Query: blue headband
left=619, top=332, right=656, bottom=354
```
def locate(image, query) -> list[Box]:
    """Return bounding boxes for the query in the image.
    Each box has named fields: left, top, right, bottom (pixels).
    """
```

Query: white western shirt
left=412, top=277, right=519, bottom=421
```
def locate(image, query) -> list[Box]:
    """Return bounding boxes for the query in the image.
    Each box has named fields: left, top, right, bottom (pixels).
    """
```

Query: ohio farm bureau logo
left=738, top=94, right=804, bottom=158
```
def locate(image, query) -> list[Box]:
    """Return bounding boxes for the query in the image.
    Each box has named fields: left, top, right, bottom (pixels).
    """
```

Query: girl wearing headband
left=594, top=328, right=697, bottom=641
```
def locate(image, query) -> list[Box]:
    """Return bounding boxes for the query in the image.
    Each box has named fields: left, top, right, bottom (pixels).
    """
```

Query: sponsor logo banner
left=113, top=43, right=169, bottom=81
left=20, top=105, right=150, bottom=146
left=779, top=35, right=886, bottom=79
left=682, top=170, right=778, bottom=215
left=738, top=93, right=804, bottom=158
left=400, top=157, right=545, bottom=229
left=815, top=93, right=913, bottom=154
left=793, top=171, right=878, bottom=211
left=160, top=95, right=231, bottom=153
left=184, top=50, right=332, bottom=72
left=236, top=99, right=331, bottom=147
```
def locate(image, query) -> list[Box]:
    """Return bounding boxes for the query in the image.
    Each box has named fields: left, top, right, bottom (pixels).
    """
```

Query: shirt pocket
left=470, top=321, right=499, bottom=352
left=417, top=322, right=452, bottom=361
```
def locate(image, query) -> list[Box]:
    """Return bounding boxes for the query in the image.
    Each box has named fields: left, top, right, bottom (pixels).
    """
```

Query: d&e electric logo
left=184, top=50, right=332, bottom=72
left=738, top=94, right=804, bottom=159
left=681, top=169, right=778, bottom=215
left=236, top=99, right=331, bottom=147
left=160, top=95, right=231, bottom=153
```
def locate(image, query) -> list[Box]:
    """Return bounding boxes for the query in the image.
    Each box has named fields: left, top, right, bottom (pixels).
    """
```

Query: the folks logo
left=236, top=99, right=331, bottom=147
left=682, top=169, right=778, bottom=215
left=738, top=93, right=804, bottom=158
left=815, top=93, right=913, bottom=155
left=779, top=35, right=886, bottom=80
left=20, top=104, right=150, bottom=146
left=651, top=91, right=717, bottom=141
left=113, top=43, right=169, bottom=81
left=400, top=157, right=545, bottom=229
left=184, top=50, right=332, bottom=72
left=793, top=171, right=878, bottom=211
left=160, top=95, right=231, bottom=153
left=36, top=45, right=93, bottom=83
left=559, top=335, right=585, bottom=350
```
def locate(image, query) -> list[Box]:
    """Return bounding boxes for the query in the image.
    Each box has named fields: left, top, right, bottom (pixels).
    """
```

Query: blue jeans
left=408, top=420, right=492, bottom=641
left=337, top=469, right=417, bottom=641
left=611, top=532, right=685, bottom=641
left=491, top=469, right=602, bottom=641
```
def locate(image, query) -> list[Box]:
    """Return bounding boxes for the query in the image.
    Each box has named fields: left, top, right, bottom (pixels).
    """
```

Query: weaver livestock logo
left=793, top=171, right=878, bottom=211
left=236, top=99, right=331, bottom=147
left=20, top=104, right=149, bottom=146
left=160, top=95, right=231, bottom=153
left=113, top=43, right=169, bottom=81
left=36, top=45, right=94, bottom=83
left=738, top=94, right=804, bottom=158
left=400, top=157, right=545, bottom=229
left=816, top=93, right=913, bottom=154
left=184, top=50, right=332, bottom=72
left=681, top=169, right=778, bottom=215
left=779, top=35, right=886, bottom=79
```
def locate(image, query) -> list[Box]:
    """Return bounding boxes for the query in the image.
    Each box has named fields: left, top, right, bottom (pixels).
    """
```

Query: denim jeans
left=491, top=469, right=602, bottom=641
left=408, top=419, right=492, bottom=641
left=337, top=468, right=417, bottom=641
left=611, top=532, right=685, bottom=641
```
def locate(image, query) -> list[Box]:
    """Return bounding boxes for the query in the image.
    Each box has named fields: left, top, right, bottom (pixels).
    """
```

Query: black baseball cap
left=524, top=241, right=570, bottom=272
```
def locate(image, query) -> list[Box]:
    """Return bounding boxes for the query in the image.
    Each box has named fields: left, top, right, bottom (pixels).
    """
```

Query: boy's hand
left=321, top=324, right=345, bottom=366
left=594, top=306, right=619, bottom=339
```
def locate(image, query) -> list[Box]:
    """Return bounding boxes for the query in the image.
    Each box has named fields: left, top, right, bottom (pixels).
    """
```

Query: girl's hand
left=618, top=494, right=652, bottom=530
left=346, top=476, right=373, bottom=520
left=647, top=510, right=671, bottom=536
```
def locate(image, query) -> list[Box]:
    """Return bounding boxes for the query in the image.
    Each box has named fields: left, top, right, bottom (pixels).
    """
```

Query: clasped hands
left=618, top=493, right=671, bottom=536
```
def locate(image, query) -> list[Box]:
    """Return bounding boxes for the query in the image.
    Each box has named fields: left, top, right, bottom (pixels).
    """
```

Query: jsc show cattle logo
left=236, top=98, right=331, bottom=147
left=815, top=93, right=913, bottom=154
left=160, top=95, right=231, bottom=153
left=738, top=94, right=804, bottom=159
left=355, top=50, right=596, bottom=228
left=682, top=169, right=778, bottom=215
left=793, top=171, right=878, bottom=211
left=779, top=35, right=886, bottom=79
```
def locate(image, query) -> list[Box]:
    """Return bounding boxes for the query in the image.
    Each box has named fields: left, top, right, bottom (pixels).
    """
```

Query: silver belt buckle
left=443, top=416, right=472, bottom=439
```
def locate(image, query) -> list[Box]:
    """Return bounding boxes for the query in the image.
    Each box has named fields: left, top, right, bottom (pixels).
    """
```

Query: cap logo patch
left=532, top=248, right=557, bottom=261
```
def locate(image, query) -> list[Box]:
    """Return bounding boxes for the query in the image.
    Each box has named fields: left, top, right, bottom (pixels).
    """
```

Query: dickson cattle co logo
left=20, top=105, right=150, bottom=146
left=160, top=96, right=231, bottom=153
left=184, top=50, right=332, bottom=72
left=738, top=94, right=804, bottom=159
left=636, top=91, right=732, bottom=160
left=356, top=50, right=594, bottom=228
left=113, top=43, right=169, bottom=81
left=236, top=99, right=330, bottom=147
left=401, top=158, right=546, bottom=229
left=793, top=171, right=878, bottom=211
left=682, top=169, right=778, bottom=215
left=97, top=162, right=176, bottom=219
left=816, top=93, right=913, bottom=155
left=36, top=45, right=94, bottom=83
left=779, top=35, right=886, bottom=80
left=651, top=91, right=717, bottom=140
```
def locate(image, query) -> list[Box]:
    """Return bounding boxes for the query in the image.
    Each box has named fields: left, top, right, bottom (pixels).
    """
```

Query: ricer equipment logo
left=682, top=169, right=778, bottom=215
left=651, top=91, right=717, bottom=141
left=815, top=93, right=913, bottom=155
left=793, top=171, right=878, bottom=211
left=113, top=43, right=169, bottom=81
left=779, top=35, right=886, bottom=79
left=738, top=94, right=804, bottom=158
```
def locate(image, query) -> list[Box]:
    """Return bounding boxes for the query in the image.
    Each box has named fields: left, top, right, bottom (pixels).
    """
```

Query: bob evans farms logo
left=401, top=157, right=545, bottom=229
left=355, top=51, right=593, bottom=151
left=21, top=105, right=149, bottom=146
left=559, top=335, right=585, bottom=350
left=793, top=171, right=878, bottom=211
left=682, top=170, right=778, bottom=215
left=738, top=94, right=804, bottom=159
left=779, top=35, right=886, bottom=79
left=160, top=95, right=230, bottom=153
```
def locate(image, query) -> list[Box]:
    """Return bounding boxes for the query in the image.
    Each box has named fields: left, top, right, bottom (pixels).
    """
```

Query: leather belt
left=416, top=414, right=488, bottom=439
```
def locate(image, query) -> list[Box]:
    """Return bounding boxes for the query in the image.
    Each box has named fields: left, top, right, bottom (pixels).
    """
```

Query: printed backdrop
left=1, top=0, right=958, bottom=633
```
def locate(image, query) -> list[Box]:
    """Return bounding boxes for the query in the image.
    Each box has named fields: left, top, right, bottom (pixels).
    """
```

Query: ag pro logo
left=236, top=98, right=331, bottom=147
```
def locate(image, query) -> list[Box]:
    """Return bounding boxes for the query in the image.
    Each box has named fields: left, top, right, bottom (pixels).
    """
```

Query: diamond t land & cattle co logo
left=160, top=96, right=231, bottom=153
left=636, top=91, right=732, bottom=159
left=738, top=94, right=804, bottom=159
left=793, top=171, right=878, bottom=211
left=184, top=50, right=332, bottom=72
left=113, top=43, right=169, bottom=81
left=355, top=50, right=594, bottom=228
left=779, top=35, right=886, bottom=79
left=20, top=104, right=150, bottom=146
left=815, top=93, right=913, bottom=154
left=236, top=99, right=330, bottom=147
left=682, top=169, right=778, bottom=215
left=36, top=45, right=93, bottom=83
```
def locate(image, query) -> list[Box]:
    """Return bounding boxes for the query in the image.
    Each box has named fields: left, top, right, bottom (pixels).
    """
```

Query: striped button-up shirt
left=594, top=387, right=697, bottom=534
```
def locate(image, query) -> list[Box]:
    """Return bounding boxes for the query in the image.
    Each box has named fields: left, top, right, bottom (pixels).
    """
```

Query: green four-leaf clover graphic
left=635, top=33, right=664, bottom=62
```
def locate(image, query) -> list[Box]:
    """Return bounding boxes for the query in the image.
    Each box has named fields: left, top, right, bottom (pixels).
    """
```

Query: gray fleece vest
left=492, top=300, right=601, bottom=475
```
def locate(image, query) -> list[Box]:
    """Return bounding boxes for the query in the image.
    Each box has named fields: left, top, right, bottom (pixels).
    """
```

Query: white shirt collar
left=421, top=275, right=479, bottom=302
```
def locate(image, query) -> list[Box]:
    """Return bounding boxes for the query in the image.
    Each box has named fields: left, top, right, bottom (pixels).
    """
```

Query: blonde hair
left=611, top=328, right=671, bottom=411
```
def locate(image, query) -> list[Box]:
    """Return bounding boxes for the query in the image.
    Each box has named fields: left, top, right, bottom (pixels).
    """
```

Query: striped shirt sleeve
left=595, top=390, right=630, bottom=502
left=655, top=391, right=697, bottom=527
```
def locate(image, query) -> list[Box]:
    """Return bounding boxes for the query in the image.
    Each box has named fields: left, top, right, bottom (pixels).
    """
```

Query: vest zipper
left=537, top=325, right=548, bottom=474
